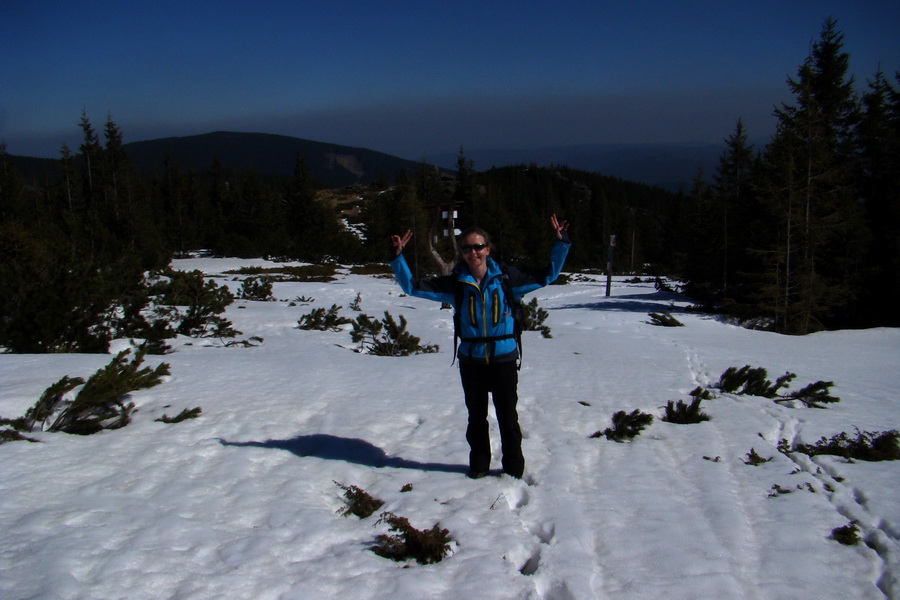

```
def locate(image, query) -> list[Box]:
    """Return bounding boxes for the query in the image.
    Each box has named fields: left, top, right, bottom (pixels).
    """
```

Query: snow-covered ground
left=1, top=257, right=898, bottom=600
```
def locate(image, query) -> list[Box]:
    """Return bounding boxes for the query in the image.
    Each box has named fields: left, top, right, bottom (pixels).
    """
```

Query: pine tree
left=57, top=143, right=80, bottom=214
left=79, top=111, right=104, bottom=206
left=1, top=114, right=168, bottom=352
left=201, top=158, right=229, bottom=253
left=415, top=163, right=456, bottom=274
left=0, top=142, right=41, bottom=226
left=756, top=18, right=866, bottom=333
left=104, top=114, right=126, bottom=226
left=155, top=153, right=191, bottom=254
left=361, top=170, right=429, bottom=267
left=454, top=148, right=476, bottom=225
left=713, top=120, right=759, bottom=307
left=285, top=152, right=343, bottom=261
left=857, top=71, right=900, bottom=325
left=681, top=169, right=721, bottom=302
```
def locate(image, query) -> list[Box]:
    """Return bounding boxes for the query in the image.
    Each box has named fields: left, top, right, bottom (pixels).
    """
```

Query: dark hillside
left=8, top=131, right=428, bottom=188
left=123, top=131, right=425, bottom=187
left=7, top=155, right=60, bottom=186
left=426, top=143, right=726, bottom=192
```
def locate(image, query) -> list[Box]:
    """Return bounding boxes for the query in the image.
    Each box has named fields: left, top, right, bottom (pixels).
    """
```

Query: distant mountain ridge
left=425, top=142, right=727, bottom=191
left=9, top=131, right=727, bottom=191
left=123, top=131, right=426, bottom=187
left=8, top=131, right=428, bottom=189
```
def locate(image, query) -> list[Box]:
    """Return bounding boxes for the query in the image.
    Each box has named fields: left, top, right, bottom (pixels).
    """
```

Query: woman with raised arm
left=389, top=215, right=571, bottom=479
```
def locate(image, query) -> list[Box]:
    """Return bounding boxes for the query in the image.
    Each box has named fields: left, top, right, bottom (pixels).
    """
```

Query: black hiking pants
left=459, top=360, right=524, bottom=478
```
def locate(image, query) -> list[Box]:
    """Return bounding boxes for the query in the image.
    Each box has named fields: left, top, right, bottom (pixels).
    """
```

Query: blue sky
left=2, top=1, right=898, bottom=160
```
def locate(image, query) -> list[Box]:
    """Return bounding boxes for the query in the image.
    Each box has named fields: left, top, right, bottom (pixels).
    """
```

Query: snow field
left=1, top=258, right=898, bottom=599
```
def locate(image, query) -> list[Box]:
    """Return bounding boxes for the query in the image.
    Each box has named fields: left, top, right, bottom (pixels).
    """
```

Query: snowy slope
left=1, top=258, right=898, bottom=600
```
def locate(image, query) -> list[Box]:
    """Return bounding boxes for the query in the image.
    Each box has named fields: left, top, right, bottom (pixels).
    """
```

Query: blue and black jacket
left=390, top=237, right=571, bottom=364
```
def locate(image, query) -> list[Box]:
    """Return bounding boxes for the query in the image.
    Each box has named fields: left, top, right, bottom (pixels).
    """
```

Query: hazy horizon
left=3, top=2, right=898, bottom=161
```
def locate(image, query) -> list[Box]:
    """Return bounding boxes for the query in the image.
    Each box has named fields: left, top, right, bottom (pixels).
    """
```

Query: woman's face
left=461, top=233, right=490, bottom=271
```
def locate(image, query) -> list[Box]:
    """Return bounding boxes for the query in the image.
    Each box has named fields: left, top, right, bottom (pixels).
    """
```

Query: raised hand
left=550, top=214, right=570, bottom=240
left=391, top=229, right=413, bottom=255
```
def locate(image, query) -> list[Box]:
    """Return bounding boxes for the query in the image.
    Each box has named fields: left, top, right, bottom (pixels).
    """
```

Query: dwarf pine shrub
left=689, top=386, right=714, bottom=400
left=662, top=397, right=711, bottom=424
left=24, top=375, right=85, bottom=432
left=831, top=521, right=861, bottom=545
left=591, top=409, right=654, bottom=441
left=371, top=512, right=453, bottom=564
left=743, top=448, right=773, bottom=466
left=768, top=484, right=794, bottom=497
left=156, top=407, right=202, bottom=423
left=50, top=348, right=170, bottom=434
left=225, top=264, right=338, bottom=282
left=350, top=311, right=439, bottom=356
left=349, top=264, right=393, bottom=276
left=522, top=297, right=552, bottom=338
left=134, top=320, right=176, bottom=355
left=349, top=293, right=363, bottom=311
left=238, top=276, right=274, bottom=301
left=109, top=286, right=176, bottom=354
left=716, top=365, right=795, bottom=397
left=298, top=304, right=351, bottom=331
left=149, top=269, right=240, bottom=338
left=222, top=336, right=264, bottom=347
left=335, top=482, right=384, bottom=518
left=1, top=348, right=170, bottom=438
left=0, top=427, right=38, bottom=444
left=648, top=311, right=684, bottom=327
left=715, top=365, right=840, bottom=407
left=782, top=429, right=899, bottom=462
left=654, top=277, right=676, bottom=292
left=780, top=380, right=840, bottom=408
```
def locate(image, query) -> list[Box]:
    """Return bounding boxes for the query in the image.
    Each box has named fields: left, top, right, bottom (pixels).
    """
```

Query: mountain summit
left=123, top=131, right=426, bottom=187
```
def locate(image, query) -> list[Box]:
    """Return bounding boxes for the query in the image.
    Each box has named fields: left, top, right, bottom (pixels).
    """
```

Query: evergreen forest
left=1, top=18, right=897, bottom=353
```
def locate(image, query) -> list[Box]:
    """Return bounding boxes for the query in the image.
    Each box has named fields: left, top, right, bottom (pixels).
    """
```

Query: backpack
left=452, top=265, right=524, bottom=369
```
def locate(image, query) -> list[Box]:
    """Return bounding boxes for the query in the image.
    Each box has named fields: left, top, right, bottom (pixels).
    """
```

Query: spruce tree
left=1, top=114, right=168, bottom=352
left=857, top=71, right=900, bottom=325
left=104, top=114, right=126, bottom=227
left=57, top=143, right=81, bottom=214
left=285, top=153, right=343, bottom=261
left=454, top=148, right=476, bottom=225
left=712, top=120, right=759, bottom=308
left=78, top=111, right=112, bottom=258
left=756, top=18, right=866, bottom=333
left=362, top=171, right=428, bottom=267
left=0, top=143, right=22, bottom=221
left=680, top=167, right=722, bottom=302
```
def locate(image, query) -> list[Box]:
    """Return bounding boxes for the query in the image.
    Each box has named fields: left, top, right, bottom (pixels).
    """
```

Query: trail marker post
left=606, top=234, right=616, bottom=297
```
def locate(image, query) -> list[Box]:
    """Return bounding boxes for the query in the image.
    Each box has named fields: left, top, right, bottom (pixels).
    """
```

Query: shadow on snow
left=218, top=434, right=468, bottom=474
left=554, top=290, right=687, bottom=314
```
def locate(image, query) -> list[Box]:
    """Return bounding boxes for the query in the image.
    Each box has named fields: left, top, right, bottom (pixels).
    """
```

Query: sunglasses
left=461, top=243, right=488, bottom=253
